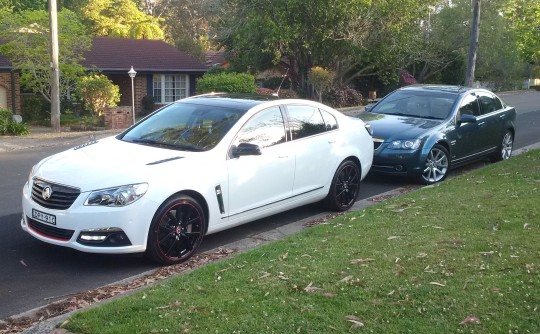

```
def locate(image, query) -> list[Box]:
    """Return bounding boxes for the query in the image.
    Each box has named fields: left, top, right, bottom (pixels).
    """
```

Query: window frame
left=153, top=74, right=189, bottom=104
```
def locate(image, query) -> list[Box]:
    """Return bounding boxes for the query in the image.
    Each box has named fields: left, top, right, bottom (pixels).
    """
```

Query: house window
left=153, top=74, right=189, bottom=103
left=0, top=86, right=7, bottom=109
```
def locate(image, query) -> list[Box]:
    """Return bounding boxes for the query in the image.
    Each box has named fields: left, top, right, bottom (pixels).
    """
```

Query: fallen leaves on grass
left=459, top=316, right=481, bottom=325
left=0, top=248, right=236, bottom=334
left=350, top=258, right=375, bottom=265
left=345, top=315, right=365, bottom=330
left=304, top=282, right=323, bottom=292
left=429, top=282, right=446, bottom=287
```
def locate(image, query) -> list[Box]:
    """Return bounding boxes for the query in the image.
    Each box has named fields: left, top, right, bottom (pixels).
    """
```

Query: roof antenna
left=273, top=68, right=289, bottom=97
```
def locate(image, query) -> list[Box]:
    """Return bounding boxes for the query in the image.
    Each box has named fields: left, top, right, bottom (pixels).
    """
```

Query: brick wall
left=0, top=72, right=21, bottom=115
left=103, top=106, right=133, bottom=130
left=108, top=74, right=147, bottom=118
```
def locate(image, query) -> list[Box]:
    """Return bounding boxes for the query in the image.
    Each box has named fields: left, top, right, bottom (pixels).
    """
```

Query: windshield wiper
left=131, top=138, right=204, bottom=151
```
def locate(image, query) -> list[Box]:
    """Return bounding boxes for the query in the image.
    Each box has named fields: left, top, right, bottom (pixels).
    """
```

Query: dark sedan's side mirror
left=458, top=114, right=477, bottom=125
left=231, top=142, right=262, bottom=157
left=364, top=104, right=375, bottom=112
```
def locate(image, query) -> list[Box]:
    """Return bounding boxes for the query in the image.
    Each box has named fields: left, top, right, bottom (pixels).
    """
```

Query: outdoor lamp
left=128, top=66, right=137, bottom=125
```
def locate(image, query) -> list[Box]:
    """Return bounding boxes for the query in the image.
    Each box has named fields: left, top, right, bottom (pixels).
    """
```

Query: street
left=0, top=90, right=538, bottom=320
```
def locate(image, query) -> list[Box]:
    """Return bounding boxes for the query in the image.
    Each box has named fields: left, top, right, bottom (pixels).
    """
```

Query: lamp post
left=128, top=66, right=137, bottom=125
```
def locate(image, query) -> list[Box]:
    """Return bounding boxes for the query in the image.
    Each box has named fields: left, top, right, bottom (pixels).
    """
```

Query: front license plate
left=32, top=209, right=56, bottom=225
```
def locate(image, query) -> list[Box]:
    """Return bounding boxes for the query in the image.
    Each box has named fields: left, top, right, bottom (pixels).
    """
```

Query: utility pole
left=465, top=0, right=481, bottom=87
left=49, top=0, right=61, bottom=132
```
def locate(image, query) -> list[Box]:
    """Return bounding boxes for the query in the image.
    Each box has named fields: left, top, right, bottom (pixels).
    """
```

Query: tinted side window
left=287, top=105, right=326, bottom=140
left=478, top=94, right=497, bottom=115
left=321, top=109, right=338, bottom=130
left=459, top=94, right=480, bottom=116
left=234, top=107, right=286, bottom=148
left=493, top=95, right=503, bottom=110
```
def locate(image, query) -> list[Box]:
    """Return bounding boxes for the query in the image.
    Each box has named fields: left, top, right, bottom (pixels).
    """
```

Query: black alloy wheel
left=147, top=195, right=206, bottom=265
left=327, top=160, right=361, bottom=212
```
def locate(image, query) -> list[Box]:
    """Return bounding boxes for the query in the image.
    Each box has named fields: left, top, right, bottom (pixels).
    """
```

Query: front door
left=226, top=106, right=295, bottom=221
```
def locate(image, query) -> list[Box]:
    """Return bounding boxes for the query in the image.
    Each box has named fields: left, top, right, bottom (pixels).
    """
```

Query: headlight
left=85, top=183, right=149, bottom=207
left=387, top=139, right=421, bottom=150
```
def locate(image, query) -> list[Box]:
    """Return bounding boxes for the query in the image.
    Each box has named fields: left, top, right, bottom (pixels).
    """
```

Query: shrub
left=0, top=108, right=29, bottom=135
left=21, top=95, right=50, bottom=123
left=197, top=72, right=257, bottom=94
left=141, top=95, right=156, bottom=113
left=256, top=87, right=276, bottom=96
left=308, top=66, right=333, bottom=102
left=275, top=89, right=299, bottom=99
left=77, top=74, right=121, bottom=117
left=531, top=66, right=540, bottom=79
left=323, top=87, right=363, bottom=108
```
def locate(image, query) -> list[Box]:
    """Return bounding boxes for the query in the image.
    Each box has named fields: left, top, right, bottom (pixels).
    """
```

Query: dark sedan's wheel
left=419, top=144, right=450, bottom=185
left=492, top=131, right=513, bottom=162
left=146, top=195, right=206, bottom=265
left=326, top=160, right=360, bottom=212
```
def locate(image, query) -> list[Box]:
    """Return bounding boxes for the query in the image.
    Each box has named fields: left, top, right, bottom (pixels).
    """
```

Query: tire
left=492, top=130, right=513, bottom=162
left=146, top=194, right=206, bottom=265
left=326, top=160, right=360, bottom=212
left=419, top=144, right=450, bottom=185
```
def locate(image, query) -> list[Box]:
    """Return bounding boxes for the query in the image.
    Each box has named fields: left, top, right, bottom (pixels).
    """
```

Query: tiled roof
left=81, top=37, right=208, bottom=72
left=204, top=51, right=227, bottom=68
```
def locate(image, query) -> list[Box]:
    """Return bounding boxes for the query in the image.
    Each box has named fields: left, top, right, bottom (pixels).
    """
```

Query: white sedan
left=22, top=94, right=373, bottom=264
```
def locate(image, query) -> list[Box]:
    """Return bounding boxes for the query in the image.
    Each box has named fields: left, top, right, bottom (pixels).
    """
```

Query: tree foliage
left=81, top=0, right=165, bottom=39
left=151, top=0, right=218, bottom=59
left=0, top=9, right=90, bottom=103
left=213, top=0, right=436, bottom=94
left=77, top=74, right=121, bottom=116
left=308, top=66, right=333, bottom=102
left=503, top=0, right=540, bottom=63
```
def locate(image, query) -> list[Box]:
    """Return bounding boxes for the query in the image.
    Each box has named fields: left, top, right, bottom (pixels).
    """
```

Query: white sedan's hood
left=33, top=137, right=188, bottom=192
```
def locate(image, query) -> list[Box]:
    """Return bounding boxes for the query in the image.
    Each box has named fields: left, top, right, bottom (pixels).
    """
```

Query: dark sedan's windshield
left=120, top=102, right=246, bottom=151
left=371, top=90, right=458, bottom=120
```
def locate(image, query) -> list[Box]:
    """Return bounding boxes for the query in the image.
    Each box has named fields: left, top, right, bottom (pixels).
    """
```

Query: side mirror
left=231, top=142, right=262, bottom=157
left=458, top=114, right=477, bottom=125
left=364, top=104, right=375, bottom=112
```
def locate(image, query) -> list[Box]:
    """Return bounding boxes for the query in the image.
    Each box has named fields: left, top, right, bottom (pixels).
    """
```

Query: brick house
left=0, top=36, right=208, bottom=117
left=81, top=37, right=208, bottom=116
left=0, top=52, right=21, bottom=114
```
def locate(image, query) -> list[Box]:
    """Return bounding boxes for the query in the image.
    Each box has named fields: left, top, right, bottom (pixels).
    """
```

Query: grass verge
left=63, top=150, right=540, bottom=334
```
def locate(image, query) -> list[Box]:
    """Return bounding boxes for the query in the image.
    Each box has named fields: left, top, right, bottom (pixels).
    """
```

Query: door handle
left=478, top=122, right=485, bottom=127
left=499, top=115, right=505, bottom=119
left=278, top=155, right=288, bottom=158
left=328, top=139, right=336, bottom=144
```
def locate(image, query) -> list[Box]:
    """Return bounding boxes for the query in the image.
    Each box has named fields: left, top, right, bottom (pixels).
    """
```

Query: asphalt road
left=0, top=90, right=538, bottom=320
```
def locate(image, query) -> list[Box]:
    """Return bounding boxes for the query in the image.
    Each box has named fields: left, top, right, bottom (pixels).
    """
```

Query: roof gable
left=81, top=37, right=208, bottom=73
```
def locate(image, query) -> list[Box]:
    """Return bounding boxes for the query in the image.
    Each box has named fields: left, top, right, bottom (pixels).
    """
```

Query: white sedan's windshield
left=121, top=102, right=245, bottom=151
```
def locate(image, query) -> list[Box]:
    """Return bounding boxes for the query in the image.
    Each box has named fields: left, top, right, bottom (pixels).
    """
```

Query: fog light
left=395, top=165, right=404, bottom=172
left=77, top=228, right=132, bottom=247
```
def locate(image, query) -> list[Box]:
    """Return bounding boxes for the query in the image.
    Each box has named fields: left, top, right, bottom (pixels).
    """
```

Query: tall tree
left=81, top=0, right=165, bottom=39
left=503, top=0, right=540, bottom=63
left=213, top=0, right=435, bottom=94
left=152, top=0, right=219, bottom=59
left=0, top=9, right=90, bottom=104
left=421, top=0, right=526, bottom=89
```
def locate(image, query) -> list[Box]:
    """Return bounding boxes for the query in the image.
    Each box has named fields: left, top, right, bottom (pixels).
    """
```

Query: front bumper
left=21, top=182, right=160, bottom=254
left=370, top=145, right=424, bottom=176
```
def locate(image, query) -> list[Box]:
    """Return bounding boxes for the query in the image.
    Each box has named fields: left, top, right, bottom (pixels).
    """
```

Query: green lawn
left=63, top=150, right=540, bottom=334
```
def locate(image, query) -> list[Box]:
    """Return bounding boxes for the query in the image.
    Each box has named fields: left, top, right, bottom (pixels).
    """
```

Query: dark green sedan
left=360, top=85, right=516, bottom=184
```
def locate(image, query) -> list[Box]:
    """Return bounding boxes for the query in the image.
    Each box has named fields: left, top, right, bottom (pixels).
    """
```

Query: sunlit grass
left=64, top=150, right=540, bottom=334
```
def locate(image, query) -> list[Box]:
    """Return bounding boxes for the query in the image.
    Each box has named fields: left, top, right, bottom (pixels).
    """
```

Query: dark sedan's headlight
left=85, top=183, right=148, bottom=207
left=387, top=139, right=421, bottom=150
